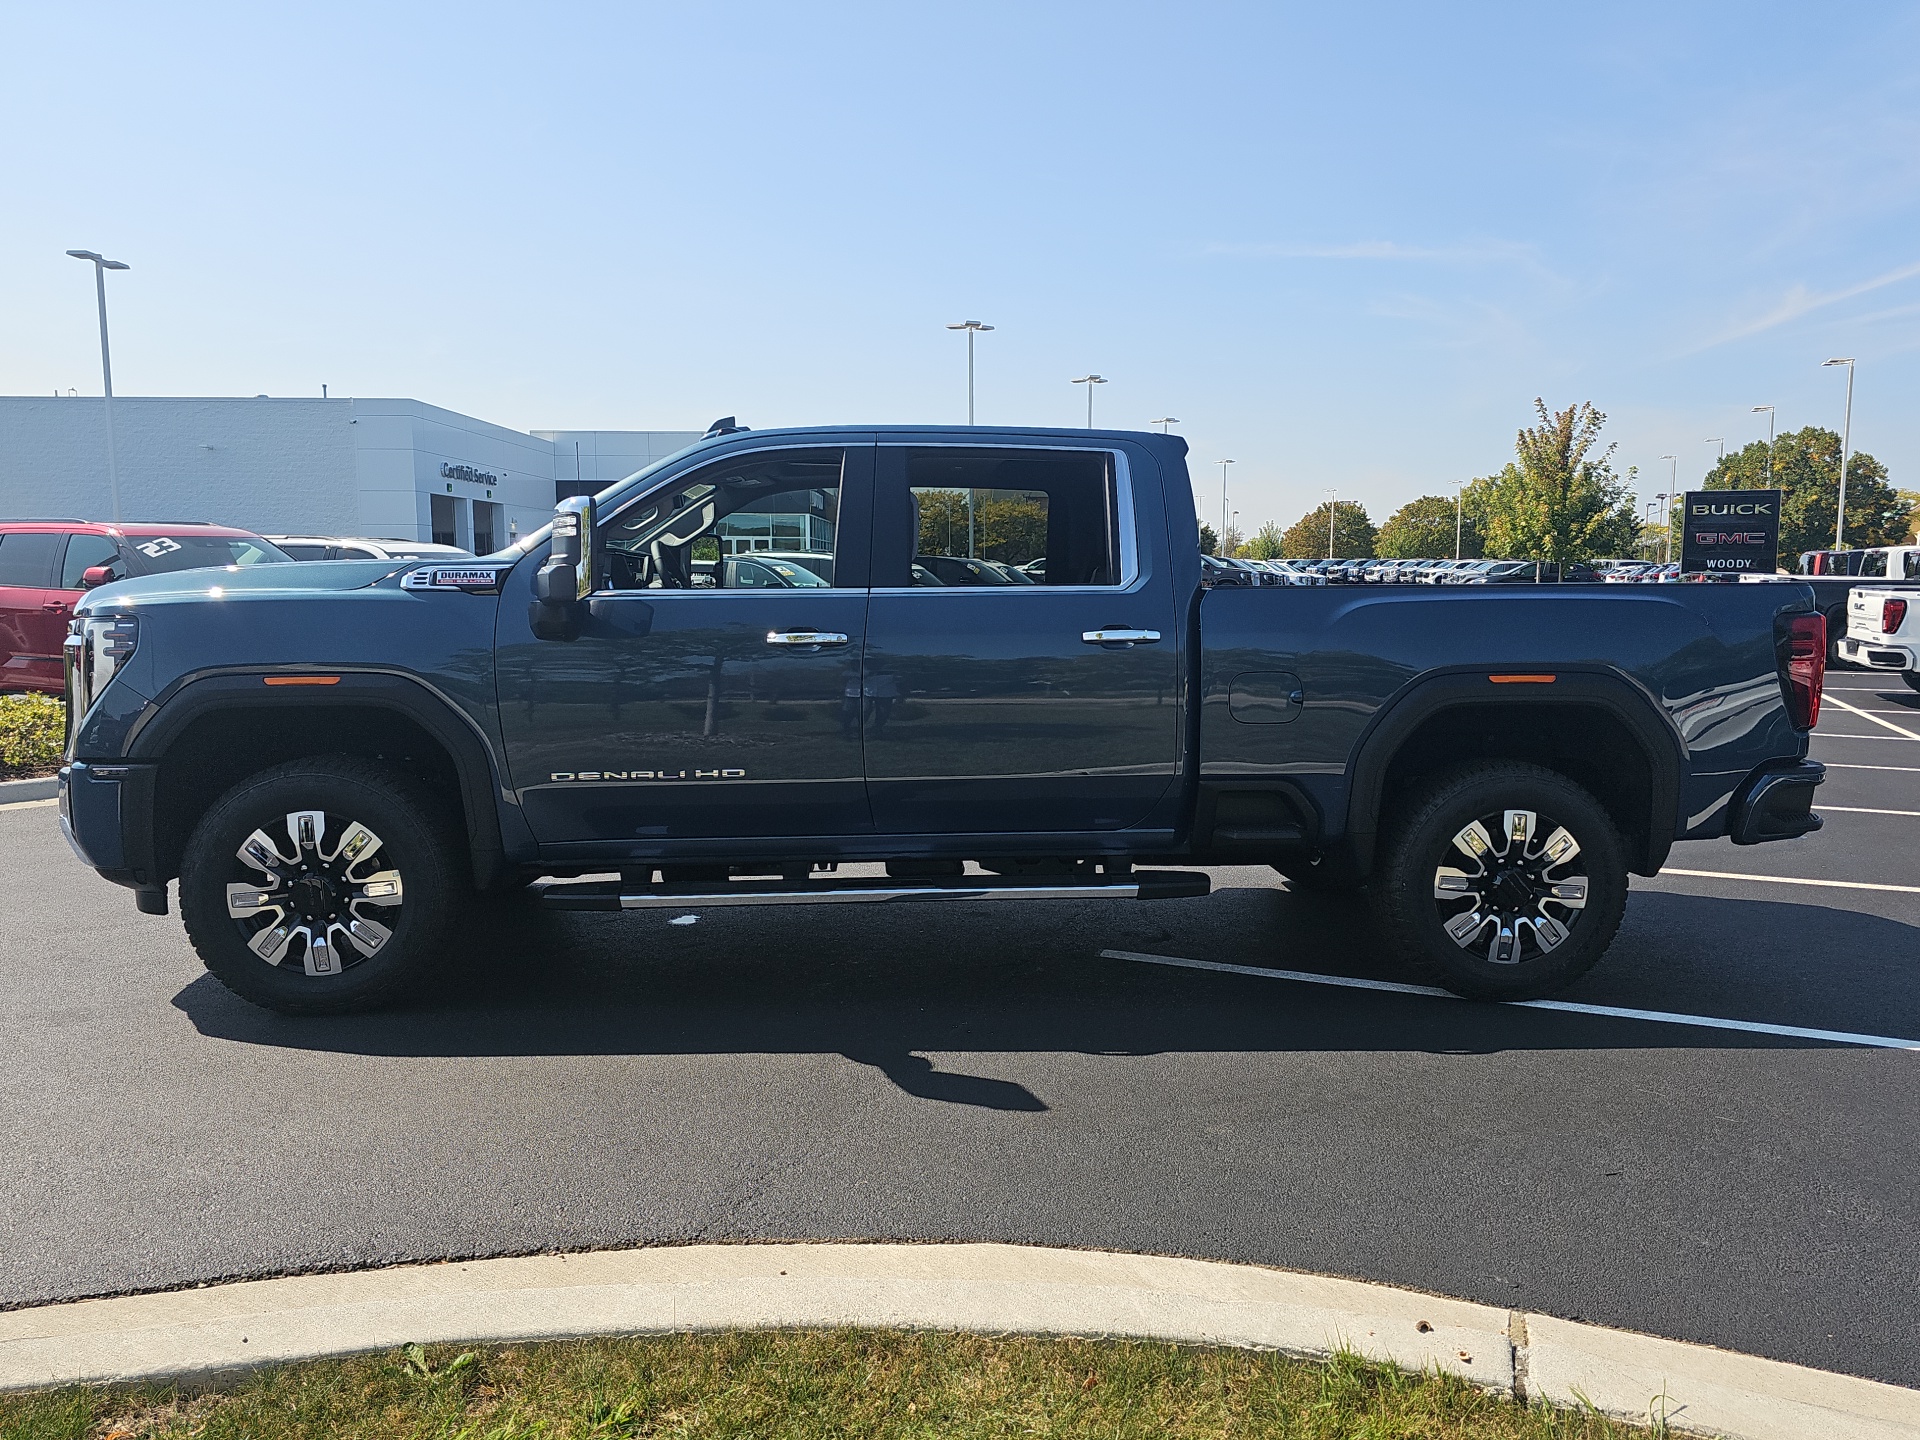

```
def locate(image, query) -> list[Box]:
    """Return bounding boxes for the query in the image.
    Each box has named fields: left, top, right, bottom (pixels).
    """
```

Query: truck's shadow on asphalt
left=171, top=884, right=1920, bottom=1107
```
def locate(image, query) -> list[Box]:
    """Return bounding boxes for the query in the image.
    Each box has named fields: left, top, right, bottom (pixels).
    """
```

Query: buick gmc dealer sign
left=1680, top=489, right=1782, bottom=575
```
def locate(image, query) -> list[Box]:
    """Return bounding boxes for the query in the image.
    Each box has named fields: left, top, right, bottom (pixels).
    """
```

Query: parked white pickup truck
left=1842, top=587, right=1920, bottom=691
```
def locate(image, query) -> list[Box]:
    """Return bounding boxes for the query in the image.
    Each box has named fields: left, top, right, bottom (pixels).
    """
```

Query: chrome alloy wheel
left=224, top=810, right=405, bottom=977
left=1431, top=808, right=1589, bottom=966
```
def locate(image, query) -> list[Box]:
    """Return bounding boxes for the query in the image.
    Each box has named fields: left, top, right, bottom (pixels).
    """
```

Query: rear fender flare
left=1341, top=667, right=1684, bottom=877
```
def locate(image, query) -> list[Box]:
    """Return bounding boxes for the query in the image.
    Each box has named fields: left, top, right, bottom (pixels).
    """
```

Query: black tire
left=179, top=757, right=462, bottom=1014
left=1375, top=761, right=1628, bottom=999
left=1903, top=672, right=1920, bottom=694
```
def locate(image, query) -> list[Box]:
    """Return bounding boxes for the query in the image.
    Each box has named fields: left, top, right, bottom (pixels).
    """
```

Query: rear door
left=0, top=530, right=68, bottom=693
left=861, top=442, right=1182, bottom=834
left=497, top=442, right=875, bottom=844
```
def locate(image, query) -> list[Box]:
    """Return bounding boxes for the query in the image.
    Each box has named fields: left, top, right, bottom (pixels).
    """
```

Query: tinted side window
left=601, top=448, right=847, bottom=589
left=0, top=532, right=63, bottom=588
left=59, top=534, right=122, bottom=589
left=1861, top=551, right=1888, bottom=577
left=877, top=447, right=1121, bottom=588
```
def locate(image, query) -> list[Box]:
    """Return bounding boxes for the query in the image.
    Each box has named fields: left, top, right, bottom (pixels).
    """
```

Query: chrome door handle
left=1081, top=628, right=1161, bottom=645
left=766, top=629, right=850, bottom=647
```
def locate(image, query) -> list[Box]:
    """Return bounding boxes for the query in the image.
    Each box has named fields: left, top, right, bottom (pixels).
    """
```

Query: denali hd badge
left=550, top=769, right=748, bottom=781
left=401, top=566, right=509, bottom=593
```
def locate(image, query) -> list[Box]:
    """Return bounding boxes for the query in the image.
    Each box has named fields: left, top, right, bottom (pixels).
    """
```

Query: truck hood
left=74, top=559, right=412, bottom=614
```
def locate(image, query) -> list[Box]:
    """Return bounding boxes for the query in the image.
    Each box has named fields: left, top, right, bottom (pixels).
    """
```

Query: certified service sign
left=1680, top=489, right=1782, bottom=575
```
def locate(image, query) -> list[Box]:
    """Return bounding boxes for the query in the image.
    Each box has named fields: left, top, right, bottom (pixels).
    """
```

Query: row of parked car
left=0, top=517, right=476, bottom=695
left=1199, top=555, right=1614, bottom=587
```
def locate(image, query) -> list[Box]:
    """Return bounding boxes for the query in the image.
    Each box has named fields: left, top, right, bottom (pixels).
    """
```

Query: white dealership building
left=0, top=395, right=702, bottom=552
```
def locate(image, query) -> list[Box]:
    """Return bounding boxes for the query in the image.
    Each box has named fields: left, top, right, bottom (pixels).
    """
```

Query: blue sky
left=4, top=1, right=1918, bottom=534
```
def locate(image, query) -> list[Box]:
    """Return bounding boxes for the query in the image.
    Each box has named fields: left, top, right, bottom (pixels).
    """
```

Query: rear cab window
left=874, top=446, right=1126, bottom=589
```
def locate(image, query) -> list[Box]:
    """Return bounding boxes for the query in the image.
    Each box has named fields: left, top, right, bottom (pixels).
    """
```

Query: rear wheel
left=1375, top=761, right=1628, bottom=999
left=179, top=758, right=461, bottom=1014
left=1904, top=672, right=1920, bottom=694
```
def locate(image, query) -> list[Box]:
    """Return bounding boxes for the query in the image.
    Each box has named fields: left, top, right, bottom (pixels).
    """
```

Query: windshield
left=123, top=533, right=291, bottom=574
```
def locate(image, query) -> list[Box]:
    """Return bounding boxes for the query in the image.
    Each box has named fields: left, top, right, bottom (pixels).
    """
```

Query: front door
left=860, top=443, right=1182, bottom=834
left=497, top=443, right=874, bottom=845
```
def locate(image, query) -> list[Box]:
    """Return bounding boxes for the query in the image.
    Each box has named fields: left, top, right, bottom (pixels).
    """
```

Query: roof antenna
left=704, top=416, right=749, bottom=436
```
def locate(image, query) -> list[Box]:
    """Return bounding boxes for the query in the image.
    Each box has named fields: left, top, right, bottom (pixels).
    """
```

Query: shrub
left=0, top=693, right=65, bottom=775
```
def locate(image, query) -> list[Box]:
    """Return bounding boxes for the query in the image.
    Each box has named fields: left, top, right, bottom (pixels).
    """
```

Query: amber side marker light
left=263, top=676, right=341, bottom=686
left=1489, top=674, right=1557, bottom=684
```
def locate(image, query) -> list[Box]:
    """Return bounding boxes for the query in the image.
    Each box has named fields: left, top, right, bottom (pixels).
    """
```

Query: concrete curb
left=2, top=1244, right=1915, bottom=1438
left=0, top=775, right=57, bottom=803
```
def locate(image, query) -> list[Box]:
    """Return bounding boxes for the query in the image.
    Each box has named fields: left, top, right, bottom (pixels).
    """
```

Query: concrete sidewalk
left=3, top=1243, right=1915, bottom=1439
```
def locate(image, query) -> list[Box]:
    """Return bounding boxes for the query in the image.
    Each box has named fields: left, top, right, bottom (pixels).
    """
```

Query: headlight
left=64, top=613, right=140, bottom=742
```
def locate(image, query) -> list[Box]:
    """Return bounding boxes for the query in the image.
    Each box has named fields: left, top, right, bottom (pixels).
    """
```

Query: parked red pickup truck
left=0, top=520, right=289, bottom=693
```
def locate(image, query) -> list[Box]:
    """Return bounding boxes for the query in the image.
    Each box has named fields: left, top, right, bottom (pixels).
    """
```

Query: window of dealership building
left=0, top=395, right=701, bottom=550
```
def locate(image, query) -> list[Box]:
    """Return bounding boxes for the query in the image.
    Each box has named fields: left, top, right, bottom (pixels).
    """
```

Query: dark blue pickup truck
left=60, top=425, right=1829, bottom=1014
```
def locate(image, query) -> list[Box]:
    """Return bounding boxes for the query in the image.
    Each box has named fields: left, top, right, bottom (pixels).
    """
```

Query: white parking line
left=1812, top=733, right=1913, bottom=741
left=1656, top=867, right=1920, bottom=894
left=1824, top=693, right=1920, bottom=740
left=1820, top=805, right=1920, bottom=817
left=1101, top=950, right=1920, bottom=1050
left=0, top=798, right=57, bottom=813
left=1822, top=762, right=1920, bottom=773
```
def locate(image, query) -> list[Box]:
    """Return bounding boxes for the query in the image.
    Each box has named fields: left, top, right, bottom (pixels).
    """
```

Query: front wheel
left=1375, top=761, right=1628, bottom=999
left=179, top=758, right=462, bottom=1014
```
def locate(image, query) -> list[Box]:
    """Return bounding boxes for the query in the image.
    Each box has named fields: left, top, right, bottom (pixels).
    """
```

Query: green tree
left=1281, top=501, right=1376, bottom=559
left=1699, top=427, right=1909, bottom=559
left=1376, top=495, right=1480, bottom=559
left=1197, top=522, right=1219, bottom=556
left=915, top=488, right=1049, bottom=564
left=1244, top=521, right=1286, bottom=559
left=1472, top=400, right=1639, bottom=565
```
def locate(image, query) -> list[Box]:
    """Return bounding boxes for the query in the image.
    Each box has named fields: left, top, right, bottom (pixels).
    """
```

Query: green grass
left=0, top=693, right=63, bottom=778
left=0, top=1330, right=1663, bottom=1439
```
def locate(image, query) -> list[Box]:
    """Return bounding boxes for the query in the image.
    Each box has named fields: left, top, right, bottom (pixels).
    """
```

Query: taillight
left=1885, top=598, right=1909, bottom=634
left=1781, top=612, right=1825, bottom=730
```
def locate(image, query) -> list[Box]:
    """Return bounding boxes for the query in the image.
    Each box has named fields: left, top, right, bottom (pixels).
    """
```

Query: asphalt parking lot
left=2, top=674, right=1916, bottom=1388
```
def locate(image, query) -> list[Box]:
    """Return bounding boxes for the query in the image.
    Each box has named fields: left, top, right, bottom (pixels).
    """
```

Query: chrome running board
left=533, top=870, right=1210, bottom=912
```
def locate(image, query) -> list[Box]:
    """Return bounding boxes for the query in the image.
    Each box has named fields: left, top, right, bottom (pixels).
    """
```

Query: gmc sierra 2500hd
left=60, top=425, right=1829, bottom=1014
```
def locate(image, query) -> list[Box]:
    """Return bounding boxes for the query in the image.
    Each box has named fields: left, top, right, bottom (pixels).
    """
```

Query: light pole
left=1216, top=458, right=1234, bottom=542
left=945, top=320, right=993, bottom=425
left=1149, top=417, right=1178, bottom=433
left=1823, top=358, right=1855, bottom=549
left=1072, top=373, right=1106, bottom=428
left=1662, top=456, right=1679, bottom=562
left=1655, top=481, right=1672, bottom=563
left=1326, top=488, right=1338, bottom=560
left=1752, top=405, right=1775, bottom=487
left=1454, top=480, right=1465, bottom=560
left=1705, top=437, right=1724, bottom=470
left=66, top=249, right=130, bottom=521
